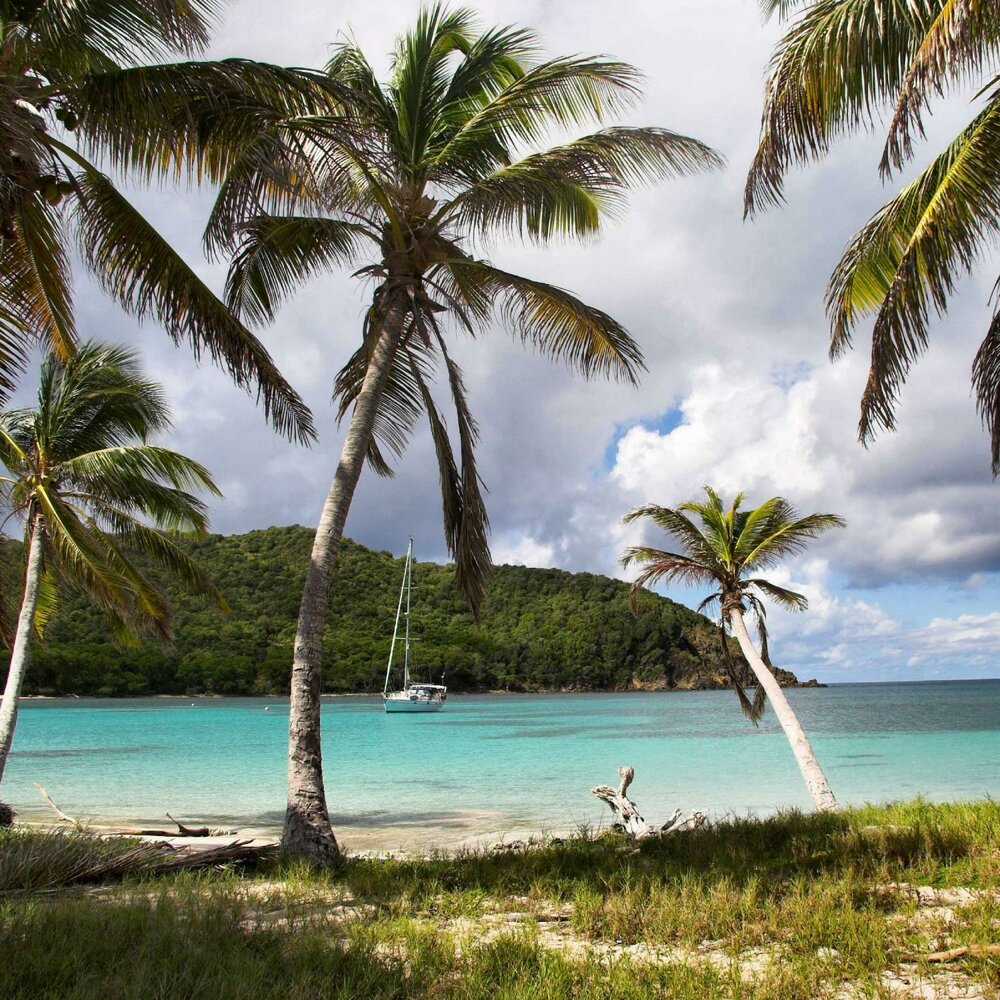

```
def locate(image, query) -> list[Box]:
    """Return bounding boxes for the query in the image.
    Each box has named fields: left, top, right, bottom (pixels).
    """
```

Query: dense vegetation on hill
left=0, top=527, right=807, bottom=697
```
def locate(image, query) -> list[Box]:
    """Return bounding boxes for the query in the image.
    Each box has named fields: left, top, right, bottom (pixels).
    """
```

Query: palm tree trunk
left=0, top=518, right=44, bottom=786
left=728, top=607, right=839, bottom=813
left=283, top=298, right=409, bottom=862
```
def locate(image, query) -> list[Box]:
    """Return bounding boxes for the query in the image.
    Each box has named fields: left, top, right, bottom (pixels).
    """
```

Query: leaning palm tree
left=0, top=0, right=348, bottom=440
left=746, top=1, right=1000, bottom=472
left=621, top=487, right=844, bottom=812
left=0, top=342, right=226, bottom=784
left=216, top=3, right=723, bottom=860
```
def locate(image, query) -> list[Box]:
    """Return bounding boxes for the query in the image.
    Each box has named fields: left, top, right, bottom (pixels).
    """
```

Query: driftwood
left=35, top=784, right=233, bottom=837
left=592, top=766, right=706, bottom=840
left=35, top=783, right=83, bottom=829
left=922, top=945, right=1000, bottom=963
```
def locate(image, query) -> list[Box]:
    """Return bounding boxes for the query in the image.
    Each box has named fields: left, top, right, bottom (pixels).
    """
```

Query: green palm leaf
left=746, top=0, right=952, bottom=214
left=226, top=216, right=374, bottom=326
left=11, top=197, right=77, bottom=357
left=440, top=259, right=646, bottom=383
left=826, top=92, right=1000, bottom=448
left=70, top=60, right=347, bottom=185
left=1, top=342, right=226, bottom=647
left=70, top=168, right=315, bottom=444
left=449, top=127, right=722, bottom=241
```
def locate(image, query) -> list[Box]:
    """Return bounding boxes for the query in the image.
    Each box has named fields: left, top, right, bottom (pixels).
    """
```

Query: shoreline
left=8, top=809, right=574, bottom=854
left=16, top=677, right=1000, bottom=701
left=17, top=684, right=835, bottom=701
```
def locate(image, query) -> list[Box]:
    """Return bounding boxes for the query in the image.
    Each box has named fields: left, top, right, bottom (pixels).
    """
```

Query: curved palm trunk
left=728, top=608, right=839, bottom=813
left=283, top=300, right=409, bottom=862
left=0, top=519, right=44, bottom=786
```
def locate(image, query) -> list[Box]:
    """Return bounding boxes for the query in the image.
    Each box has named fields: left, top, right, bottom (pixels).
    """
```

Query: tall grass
left=1, top=800, right=997, bottom=999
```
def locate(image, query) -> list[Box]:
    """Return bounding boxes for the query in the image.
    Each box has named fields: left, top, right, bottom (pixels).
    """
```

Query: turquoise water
left=4, top=682, right=999, bottom=848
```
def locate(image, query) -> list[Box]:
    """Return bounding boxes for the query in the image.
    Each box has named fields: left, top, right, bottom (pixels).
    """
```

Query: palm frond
left=225, top=216, right=372, bottom=326
left=760, top=0, right=818, bottom=18
left=201, top=121, right=350, bottom=258
left=23, top=0, right=219, bottom=68
left=437, top=23, right=536, bottom=109
left=35, top=341, right=173, bottom=456
left=12, top=196, right=77, bottom=356
left=971, top=306, right=1000, bottom=473
left=449, top=127, right=722, bottom=241
left=431, top=56, right=646, bottom=180
left=718, top=622, right=767, bottom=725
left=440, top=258, right=645, bottom=383
left=741, top=511, right=845, bottom=570
left=69, top=60, right=347, bottom=185
left=99, top=512, right=227, bottom=611
left=826, top=92, right=1000, bottom=445
left=428, top=331, right=491, bottom=618
left=745, top=577, right=809, bottom=611
left=882, top=0, right=998, bottom=174
left=388, top=3, right=480, bottom=174
left=622, top=503, right=722, bottom=567
left=70, top=167, right=315, bottom=444
left=59, top=444, right=219, bottom=532
left=621, top=549, right=720, bottom=612
left=332, top=336, right=429, bottom=478
left=30, top=567, right=59, bottom=642
left=745, top=0, right=940, bottom=215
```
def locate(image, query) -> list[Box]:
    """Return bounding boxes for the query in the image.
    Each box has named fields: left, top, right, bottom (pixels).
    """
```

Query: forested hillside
left=0, top=527, right=810, bottom=696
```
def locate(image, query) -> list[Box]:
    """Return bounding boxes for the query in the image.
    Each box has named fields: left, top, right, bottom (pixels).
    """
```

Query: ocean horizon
left=4, top=679, right=999, bottom=850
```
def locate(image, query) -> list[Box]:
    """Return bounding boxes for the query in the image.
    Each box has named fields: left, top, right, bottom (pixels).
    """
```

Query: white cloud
left=492, top=534, right=557, bottom=569
left=609, top=355, right=1000, bottom=587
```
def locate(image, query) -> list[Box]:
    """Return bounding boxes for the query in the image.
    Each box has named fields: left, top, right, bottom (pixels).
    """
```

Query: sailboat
left=383, top=539, right=447, bottom=713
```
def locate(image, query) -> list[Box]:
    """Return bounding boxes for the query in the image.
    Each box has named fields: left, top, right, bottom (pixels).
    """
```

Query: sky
left=57, top=0, right=1000, bottom=683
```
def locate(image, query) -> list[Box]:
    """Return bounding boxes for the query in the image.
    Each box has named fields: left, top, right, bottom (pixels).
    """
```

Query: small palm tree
left=216, top=3, right=723, bottom=860
left=746, top=1, right=1000, bottom=471
left=0, top=342, right=226, bottom=784
left=621, top=487, right=844, bottom=812
left=0, top=0, right=344, bottom=439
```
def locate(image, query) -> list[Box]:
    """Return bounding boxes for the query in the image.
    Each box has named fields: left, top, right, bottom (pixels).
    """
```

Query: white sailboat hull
left=383, top=686, right=447, bottom=713
left=383, top=695, right=445, bottom=713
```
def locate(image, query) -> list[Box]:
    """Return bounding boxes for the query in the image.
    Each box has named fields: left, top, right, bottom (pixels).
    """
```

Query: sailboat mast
left=403, top=537, right=413, bottom=689
left=384, top=542, right=410, bottom=696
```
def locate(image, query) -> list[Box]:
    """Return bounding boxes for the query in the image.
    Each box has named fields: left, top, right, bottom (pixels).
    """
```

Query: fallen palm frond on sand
left=0, top=828, right=273, bottom=892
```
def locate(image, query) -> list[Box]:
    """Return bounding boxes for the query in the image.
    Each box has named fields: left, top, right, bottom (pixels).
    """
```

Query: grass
left=1, top=800, right=998, bottom=999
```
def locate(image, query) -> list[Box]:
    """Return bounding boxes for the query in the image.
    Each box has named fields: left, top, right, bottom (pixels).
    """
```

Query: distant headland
left=1, top=527, right=818, bottom=698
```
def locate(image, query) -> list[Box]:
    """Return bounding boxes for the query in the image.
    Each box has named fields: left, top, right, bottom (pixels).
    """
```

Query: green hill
left=1, top=526, right=810, bottom=696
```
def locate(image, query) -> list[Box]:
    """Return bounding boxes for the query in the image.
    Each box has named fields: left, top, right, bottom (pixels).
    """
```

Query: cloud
left=609, top=351, right=1000, bottom=587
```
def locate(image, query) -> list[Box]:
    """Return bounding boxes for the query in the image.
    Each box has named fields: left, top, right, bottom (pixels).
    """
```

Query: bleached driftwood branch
left=35, top=784, right=233, bottom=837
left=592, top=766, right=706, bottom=840
left=35, top=783, right=83, bottom=829
left=923, top=944, right=1000, bottom=963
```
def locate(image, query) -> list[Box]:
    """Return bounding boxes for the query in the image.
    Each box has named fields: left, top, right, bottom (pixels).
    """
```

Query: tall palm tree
left=621, top=487, right=844, bottom=812
left=0, top=0, right=349, bottom=441
left=215, top=3, right=723, bottom=860
left=0, top=342, right=226, bottom=784
left=746, top=1, right=1000, bottom=471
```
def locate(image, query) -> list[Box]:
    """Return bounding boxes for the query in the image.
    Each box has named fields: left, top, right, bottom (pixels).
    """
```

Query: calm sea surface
left=4, top=681, right=999, bottom=848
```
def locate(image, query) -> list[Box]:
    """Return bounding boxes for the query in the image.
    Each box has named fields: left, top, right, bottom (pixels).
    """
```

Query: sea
left=3, top=681, right=999, bottom=850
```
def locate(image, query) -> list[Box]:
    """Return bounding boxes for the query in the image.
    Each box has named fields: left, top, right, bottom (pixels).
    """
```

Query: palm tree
left=214, top=3, right=723, bottom=860
left=0, top=342, right=226, bottom=784
left=0, top=0, right=349, bottom=441
left=746, top=1, right=1000, bottom=471
left=621, top=487, right=844, bottom=812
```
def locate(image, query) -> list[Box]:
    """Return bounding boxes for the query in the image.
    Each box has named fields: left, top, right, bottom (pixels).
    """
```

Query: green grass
left=1, top=800, right=998, bottom=999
